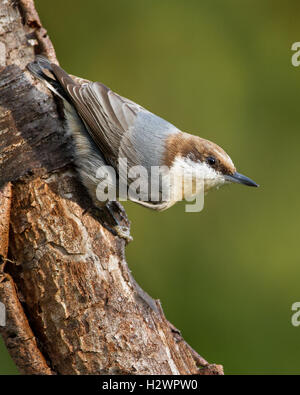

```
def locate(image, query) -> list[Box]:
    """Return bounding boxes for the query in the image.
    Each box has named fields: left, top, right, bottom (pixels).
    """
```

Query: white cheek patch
left=171, top=156, right=226, bottom=193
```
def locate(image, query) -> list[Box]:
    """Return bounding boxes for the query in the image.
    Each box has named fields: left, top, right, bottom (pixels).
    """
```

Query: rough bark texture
left=0, top=0, right=224, bottom=375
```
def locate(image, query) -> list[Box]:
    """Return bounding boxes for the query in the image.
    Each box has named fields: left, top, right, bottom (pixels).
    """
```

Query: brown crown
left=163, top=132, right=236, bottom=175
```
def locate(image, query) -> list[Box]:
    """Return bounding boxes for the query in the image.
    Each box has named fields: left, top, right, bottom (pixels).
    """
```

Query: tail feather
left=27, top=56, right=70, bottom=102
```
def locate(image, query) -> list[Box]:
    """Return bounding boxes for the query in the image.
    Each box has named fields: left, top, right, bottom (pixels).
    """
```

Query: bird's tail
left=27, top=55, right=70, bottom=102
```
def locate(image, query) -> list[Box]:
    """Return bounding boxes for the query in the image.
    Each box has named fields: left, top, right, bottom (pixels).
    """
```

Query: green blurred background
left=1, top=0, right=300, bottom=374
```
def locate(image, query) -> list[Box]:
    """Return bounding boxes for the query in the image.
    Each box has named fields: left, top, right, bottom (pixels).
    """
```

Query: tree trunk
left=0, top=0, right=223, bottom=375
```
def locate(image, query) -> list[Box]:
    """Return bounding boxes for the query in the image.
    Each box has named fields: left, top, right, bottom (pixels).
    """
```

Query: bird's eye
left=206, top=156, right=216, bottom=166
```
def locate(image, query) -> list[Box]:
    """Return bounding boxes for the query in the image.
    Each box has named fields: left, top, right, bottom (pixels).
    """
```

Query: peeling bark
left=0, top=0, right=223, bottom=375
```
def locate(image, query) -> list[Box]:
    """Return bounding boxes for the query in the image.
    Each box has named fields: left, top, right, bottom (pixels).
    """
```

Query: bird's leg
left=83, top=201, right=132, bottom=244
left=84, top=202, right=132, bottom=244
left=105, top=201, right=132, bottom=244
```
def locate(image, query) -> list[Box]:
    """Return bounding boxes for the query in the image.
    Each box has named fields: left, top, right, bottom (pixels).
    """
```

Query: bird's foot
left=112, top=225, right=133, bottom=244
left=84, top=202, right=132, bottom=244
left=105, top=201, right=132, bottom=244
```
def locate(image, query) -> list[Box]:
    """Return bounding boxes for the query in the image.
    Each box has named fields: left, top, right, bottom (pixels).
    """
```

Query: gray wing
left=51, top=64, right=179, bottom=172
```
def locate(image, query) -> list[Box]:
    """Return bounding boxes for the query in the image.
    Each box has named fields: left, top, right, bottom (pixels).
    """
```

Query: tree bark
left=0, top=0, right=223, bottom=375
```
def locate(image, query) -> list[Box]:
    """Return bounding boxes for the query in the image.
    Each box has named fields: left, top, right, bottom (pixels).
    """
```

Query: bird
left=27, top=55, right=258, bottom=242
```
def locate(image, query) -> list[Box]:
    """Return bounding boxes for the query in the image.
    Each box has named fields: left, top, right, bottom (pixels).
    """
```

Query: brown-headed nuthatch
left=27, top=56, right=258, bottom=242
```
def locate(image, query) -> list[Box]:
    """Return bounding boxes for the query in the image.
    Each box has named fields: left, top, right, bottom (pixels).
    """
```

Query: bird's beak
left=225, top=172, right=259, bottom=187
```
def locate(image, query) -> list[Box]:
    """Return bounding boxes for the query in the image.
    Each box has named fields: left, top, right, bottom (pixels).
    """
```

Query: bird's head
left=164, top=132, right=258, bottom=194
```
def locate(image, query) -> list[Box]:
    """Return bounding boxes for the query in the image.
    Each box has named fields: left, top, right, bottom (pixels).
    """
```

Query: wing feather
left=52, top=63, right=144, bottom=168
left=51, top=64, right=178, bottom=175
